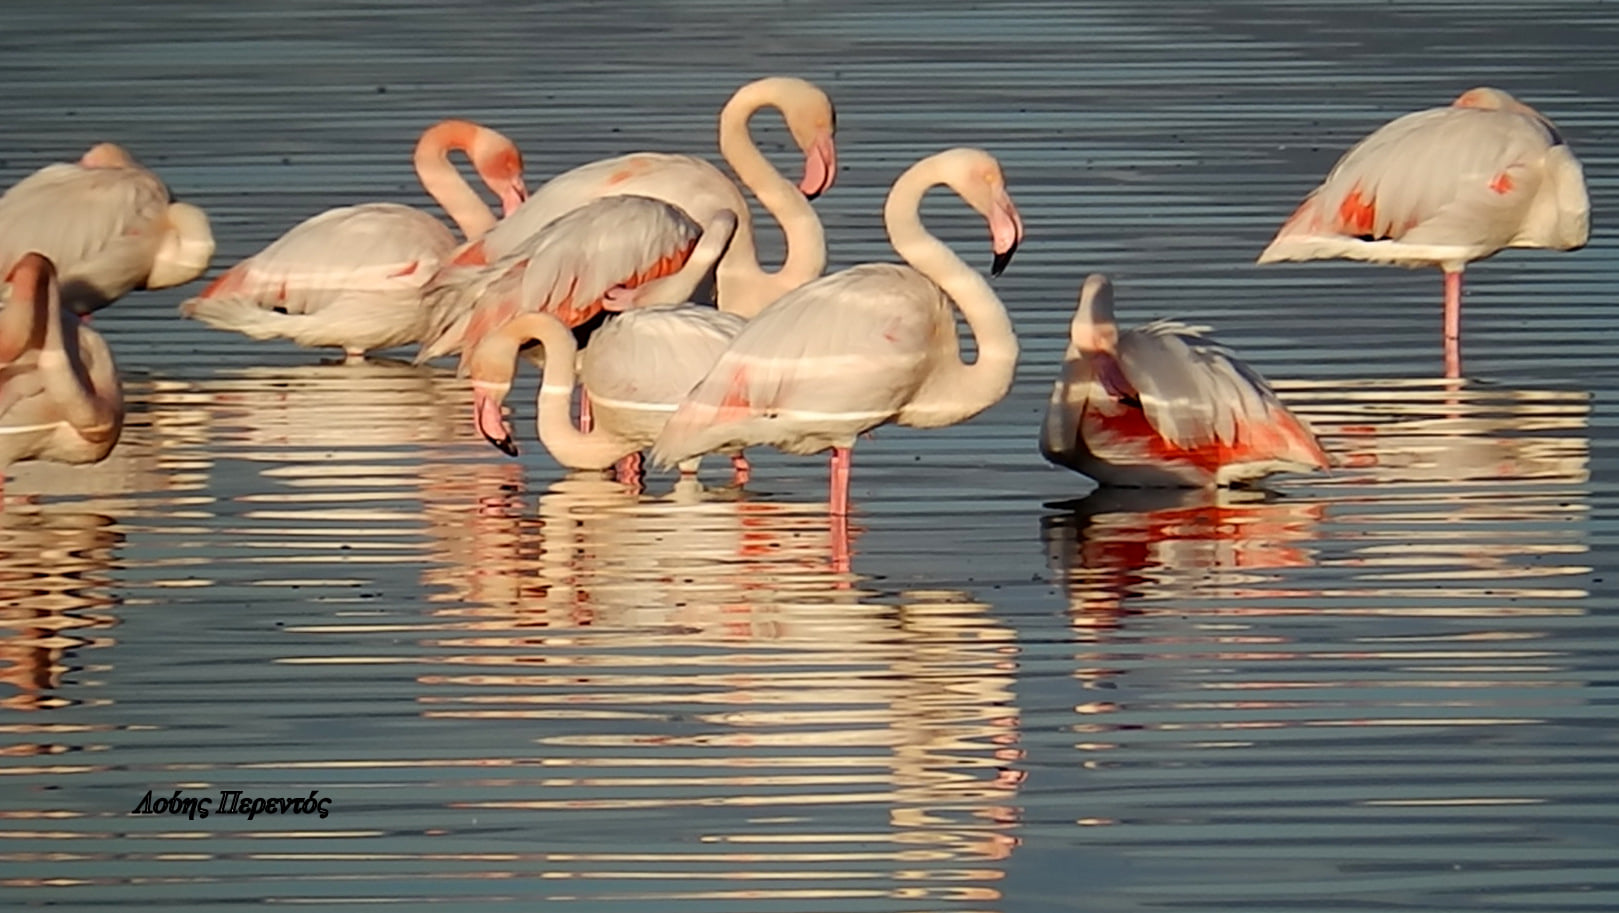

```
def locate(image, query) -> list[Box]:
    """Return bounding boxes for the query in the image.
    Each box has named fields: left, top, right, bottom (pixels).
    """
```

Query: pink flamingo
left=442, top=76, right=835, bottom=318
left=0, top=253, right=124, bottom=493
left=0, top=144, right=214, bottom=315
left=179, top=120, right=527, bottom=358
left=1257, top=87, right=1589, bottom=378
left=650, top=148, right=1024, bottom=517
left=1040, top=273, right=1330, bottom=488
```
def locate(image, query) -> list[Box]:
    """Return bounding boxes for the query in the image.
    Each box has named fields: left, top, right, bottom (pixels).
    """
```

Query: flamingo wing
left=1270, top=108, right=1561, bottom=250
left=419, top=195, right=702, bottom=365
left=0, top=163, right=169, bottom=281
left=580, top=305, right=746, bottom=408
left=651, top=263, right=942, bottom=464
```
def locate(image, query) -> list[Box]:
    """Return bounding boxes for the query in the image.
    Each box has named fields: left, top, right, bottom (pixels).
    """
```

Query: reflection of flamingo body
left=468, top=306, right=744, bottom=475
left=180, top=120, right=527, bottom=358
left=0, top=254, right=123, bottom=485
left=0, top=144, right=214, bottom=315
left=444, top=77, right=834, bottom=318
left=652, top=148, right=1023, bottom=516
left=1257, top=88, right=1589, bottom=377
left=1041, top=274, right=1328, bottom=488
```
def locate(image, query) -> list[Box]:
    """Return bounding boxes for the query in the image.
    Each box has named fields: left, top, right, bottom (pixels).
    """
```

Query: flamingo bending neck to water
left=0, top=252, right=124, bottom=492
left=1040, top=273, right=1330, bottom=488
left=1257, top=87, right=1589, bottom=378
left=651, top=147, right=1024, bottom=516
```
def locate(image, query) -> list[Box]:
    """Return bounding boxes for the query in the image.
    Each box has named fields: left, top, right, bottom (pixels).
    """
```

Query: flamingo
left=0, top=143, right=214, bottom=315
left=441, top=75, right=835, bottom=318
left=650, top=147, right=1024, bottom=517
left=468, top=305, right=746, bottom=480
left=1257, top=87, right=1590, bottom=378
left=0, top=253, right=124, bottom=492
left=1040, top=273, right=1330, bottom=488
left=179, top=120, right=527, bottom=358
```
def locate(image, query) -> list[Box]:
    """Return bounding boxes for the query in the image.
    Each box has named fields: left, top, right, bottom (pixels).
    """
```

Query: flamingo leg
left=1443, top=269, right=1463, bottom=379
left=730, top=453, right=751, bottom=486
left=614, top=451, right=643, bottom=485
left=829, top=446, right=852, bottom=517
left=830, top=510, right=851, bottom=578
left=578, top=390, right=593, bottom=433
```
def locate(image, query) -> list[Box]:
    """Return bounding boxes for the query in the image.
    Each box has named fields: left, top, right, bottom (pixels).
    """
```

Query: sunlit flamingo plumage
left=651, top=147, right=1024, bottom=516
left=180, top=120, right=527, bottom=358
left=1257, top=87, right=1589, bottom=378
left=1040, top=273, right=1330, bottom=488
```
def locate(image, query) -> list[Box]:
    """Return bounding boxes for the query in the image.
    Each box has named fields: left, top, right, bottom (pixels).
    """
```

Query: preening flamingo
left=468, top=305, right=746, bottom=478
left=416, top=198, right=739, bottom=367
left=0, top=253, right=124, bottom=490
left=442, top=76, right=834, bottom=318
left=180, top=120, right=527, bottom=358
left=1257, top=87, right=1589, bottom=378
left=1040, top=273, right=1330, bottom=488
left=651, top=147, right=1024, bottom=517
left=0, top=143, right=214, bottom=315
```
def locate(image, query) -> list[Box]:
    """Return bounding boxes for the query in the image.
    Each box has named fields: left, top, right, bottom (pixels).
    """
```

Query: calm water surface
left=2, top=2, right=1617, bottom=910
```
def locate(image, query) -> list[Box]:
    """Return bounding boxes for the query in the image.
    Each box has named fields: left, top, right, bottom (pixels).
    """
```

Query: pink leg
left=830, top=510, right=851, bottom=578
left=578, top=390, right=593, bottom=433
left=730, top=453, right=751, bottom=486
left=829, top=447, right=852, bottom=517
left=1443, top=269, right=1463, bottom=379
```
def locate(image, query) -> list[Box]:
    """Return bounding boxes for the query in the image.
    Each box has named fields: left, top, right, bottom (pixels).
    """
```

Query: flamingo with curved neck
left=1, top=252, right=124, bottom=485
left=447, top=76, right=834, bottom=318
left=650, top=147, right=1024, bottom=516
left=181, top=119, right=527, bottom=358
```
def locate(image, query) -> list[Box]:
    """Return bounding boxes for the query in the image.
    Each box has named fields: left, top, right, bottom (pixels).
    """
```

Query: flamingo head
left=1071, top=273, right=1120, bottom=354
left=943, top=148, right=1024, bottom=277
left=472, top=137, right=528, bottom=217
left=79, top=143, right=137, bottom=169
left=1453, top=87, right=1539, bottom=118
left=775, top=78, right=838, bottom=198
left=470, top=380, right=520, bottom=457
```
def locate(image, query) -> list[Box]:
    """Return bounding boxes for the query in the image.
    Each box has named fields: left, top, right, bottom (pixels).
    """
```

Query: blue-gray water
left=2, top=2, right=1617, bottom=910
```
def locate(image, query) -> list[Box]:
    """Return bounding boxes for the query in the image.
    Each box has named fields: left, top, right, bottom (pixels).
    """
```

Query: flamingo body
left=0, top=253, right=124, bottom=476
left=1041, top=274, right=1329, bottom=488
left=0, top=145, right=213, bottom=314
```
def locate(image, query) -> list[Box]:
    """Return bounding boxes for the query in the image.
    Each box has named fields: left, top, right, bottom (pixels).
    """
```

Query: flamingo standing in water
left=0, top=144, right=214, bottom=315
left=0, top=253, right=124, bottom=491
left=651, top=147, right=1024, bottom=517
left=440, top=75, right=835, bottom=318
left=1040, top=273, right=1330, bottom=488
left=179, top=120, right=527, bottom=358
left=1257, top=87, right=1589, bottom=378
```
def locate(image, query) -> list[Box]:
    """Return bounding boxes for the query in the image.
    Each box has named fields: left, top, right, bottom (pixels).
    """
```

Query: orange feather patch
left=1335, top=185, right=1378, bottom=236
left=1488, top=171, right=1515, bottom=195
left=451, top=241, right=488, bottom=267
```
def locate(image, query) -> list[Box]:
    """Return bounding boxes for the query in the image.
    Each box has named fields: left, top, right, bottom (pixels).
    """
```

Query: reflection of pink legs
left=829, top=446, right=852, bottom=517
left=830, top=510, right=850, bottom=577
left=578, top=390, right=593, bottom=433
left=730, top=453, right=751, bottom=485
left=1443, top=269, right=1463, bottom=379
left=614, top=451, right=643, bottom=485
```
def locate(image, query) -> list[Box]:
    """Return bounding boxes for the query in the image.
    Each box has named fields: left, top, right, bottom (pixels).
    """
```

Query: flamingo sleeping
left=1257, top=87, right=1589, bottom=378
left=180, top=119, right=527, bottom=358
left=650, top=147, right=1024, bottom=517
left=1040, top=273, right=1330, bottom=488
left=440, top=75, right=834, bottom=318
left=0, top=143, right=214, bottom=315
left=0, top=252, right=124, bottom=491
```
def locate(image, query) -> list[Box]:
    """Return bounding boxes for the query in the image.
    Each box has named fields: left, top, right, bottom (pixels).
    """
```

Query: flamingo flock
left=0, top=81, right=1593, bottom=513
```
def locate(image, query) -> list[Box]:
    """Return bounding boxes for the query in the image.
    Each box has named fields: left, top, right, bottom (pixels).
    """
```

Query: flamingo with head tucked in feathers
left=650, top=147, right=1024, bottom=517
left=0, top=143, right=214, bottom=315
left=1257, top=87, right=1589, bottom=378
left=0, top=252, right=124, bottom=492
left=1040, top=273, right=1330, bottom=488
left=179, top=119, right=527, bottom=358
left=441, top=75, right=835, bottom=319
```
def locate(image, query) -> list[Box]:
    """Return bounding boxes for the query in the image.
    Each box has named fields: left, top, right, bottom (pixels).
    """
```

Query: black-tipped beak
left=485, top=433, right=520, bottom=458
left=991, top=244, right=1018, bottom=278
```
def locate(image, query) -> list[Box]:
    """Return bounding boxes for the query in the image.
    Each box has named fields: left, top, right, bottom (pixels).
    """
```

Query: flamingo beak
left=472, top=388, right=520, bottom=457
left=498, top=180, right=528, bottom=219
left=798, top=131, right=837, bottom=199
left=988, top=187, right=1024, bottom=278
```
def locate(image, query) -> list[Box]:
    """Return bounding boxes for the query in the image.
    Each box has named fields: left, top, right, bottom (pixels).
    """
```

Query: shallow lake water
left=3, top=1, right=1617, bottom=910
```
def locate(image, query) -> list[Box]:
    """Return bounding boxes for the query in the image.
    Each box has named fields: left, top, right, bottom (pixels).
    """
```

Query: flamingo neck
left=715, top=88, right=826, bottom=317
left=18, top=258, right=122, bottom=442
left=415, top=122, right=498, bottom=241
left=883, top=165, right=1019, bottom=425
